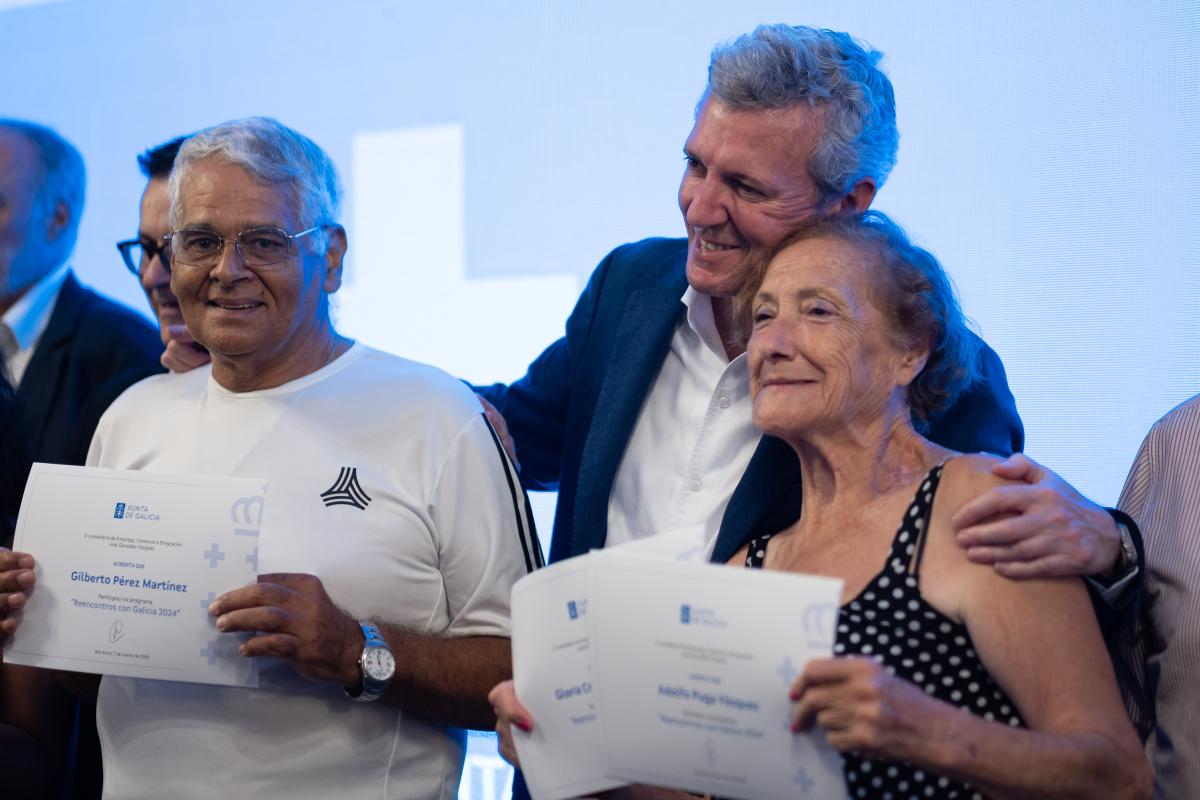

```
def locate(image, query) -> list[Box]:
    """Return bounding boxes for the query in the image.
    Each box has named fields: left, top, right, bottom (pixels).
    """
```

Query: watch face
left=363, top=647, right=395, bottom=681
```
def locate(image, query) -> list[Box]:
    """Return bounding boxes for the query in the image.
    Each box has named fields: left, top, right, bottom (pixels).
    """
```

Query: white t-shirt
left=86, top=343, right=536, bottom=800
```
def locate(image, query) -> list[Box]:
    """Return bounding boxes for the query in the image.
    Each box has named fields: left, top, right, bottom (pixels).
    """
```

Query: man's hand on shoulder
left=160, top=324, right=211, bottom=373
left=951, top=454, right=1121, bottom=580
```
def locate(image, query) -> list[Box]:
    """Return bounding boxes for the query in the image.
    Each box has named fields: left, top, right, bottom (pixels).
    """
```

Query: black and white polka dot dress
left=743, top=463, right=1025, bottom=800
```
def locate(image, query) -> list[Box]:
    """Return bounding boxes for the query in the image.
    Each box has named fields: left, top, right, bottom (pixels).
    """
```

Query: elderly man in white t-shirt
left=1, top=117, right=538, bottom=800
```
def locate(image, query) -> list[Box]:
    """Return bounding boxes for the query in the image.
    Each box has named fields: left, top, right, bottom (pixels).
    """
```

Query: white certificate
left=510, top=557, right=626, bottom=800
left=589, top=551, right=848, bottom=800
left=3, top=463, right=267, bottom=688
left=608, top=525, right=712, bottom=563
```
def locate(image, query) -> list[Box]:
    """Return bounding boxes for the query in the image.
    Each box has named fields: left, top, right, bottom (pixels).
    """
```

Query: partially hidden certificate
left=509, top=541, right=849, bottom=800
left=3, top=463, right=268, bottom=688
left=511, top=558, right=626, bottom=800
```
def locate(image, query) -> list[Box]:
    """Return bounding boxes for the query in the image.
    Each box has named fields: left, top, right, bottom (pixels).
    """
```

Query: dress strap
left=904, top=462, right=948, bottom=577
left=744, top=532, right=773, bottom=568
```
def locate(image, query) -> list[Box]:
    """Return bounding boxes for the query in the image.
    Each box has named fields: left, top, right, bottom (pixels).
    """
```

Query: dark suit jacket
left=476, top=237, right=1025, bottom=565
left=0, top=361, right=28, bottom=548
left=15, top=272, right=164, bottom=468
left=8, top=272, right=162, bottom=799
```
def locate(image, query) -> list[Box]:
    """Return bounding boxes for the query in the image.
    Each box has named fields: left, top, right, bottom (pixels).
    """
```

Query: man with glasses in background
left=116, top=134, right=211, bottom=376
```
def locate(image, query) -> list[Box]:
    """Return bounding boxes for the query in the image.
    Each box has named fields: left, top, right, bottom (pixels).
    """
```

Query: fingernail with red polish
left=517, top=719, right=533, bottom=733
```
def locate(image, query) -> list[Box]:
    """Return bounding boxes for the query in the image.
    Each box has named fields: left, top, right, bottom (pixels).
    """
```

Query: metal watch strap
left=346, top=620, right=393, bottom=702
left=361, top=621, right=387, bottom=650
left=1117, top=521, right=1138, bottom=570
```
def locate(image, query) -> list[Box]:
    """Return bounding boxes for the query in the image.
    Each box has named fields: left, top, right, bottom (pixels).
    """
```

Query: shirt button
left=689, top=480, right=702, bottom=492
left=718, top=395, right=730, bottom=409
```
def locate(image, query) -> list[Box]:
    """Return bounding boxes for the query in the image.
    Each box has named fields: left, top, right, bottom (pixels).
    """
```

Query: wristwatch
left=345, top=621, right=395, bottom=702
left=1096, top=519, right=1140, bottom=586
left=1114, top=521, right=1139, bottom=572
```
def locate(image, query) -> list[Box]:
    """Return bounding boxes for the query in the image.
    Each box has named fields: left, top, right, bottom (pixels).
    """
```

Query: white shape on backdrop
left=340, top=124, right=579, bottom=384
left=342, top=123, right=571, bottom=559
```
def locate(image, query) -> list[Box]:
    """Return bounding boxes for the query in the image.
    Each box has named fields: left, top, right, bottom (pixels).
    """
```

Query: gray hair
left=707, top=24, right=898, bottom=200
left=0, top=119, right=86, bottom=270
left=169, top=117, right=341, bottom=250
left=736, top=211, right=979, bottom=427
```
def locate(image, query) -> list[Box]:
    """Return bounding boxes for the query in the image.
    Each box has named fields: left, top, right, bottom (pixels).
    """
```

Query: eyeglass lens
left=169, top=227, right=294, bottom=268
left=119, top=241, right=169, bottom=276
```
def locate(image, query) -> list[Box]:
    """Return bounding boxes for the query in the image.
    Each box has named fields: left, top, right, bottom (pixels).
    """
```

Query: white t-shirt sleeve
left=85, top=401, right=117, bottom=467
left=430, top=412, right=538, bottom=638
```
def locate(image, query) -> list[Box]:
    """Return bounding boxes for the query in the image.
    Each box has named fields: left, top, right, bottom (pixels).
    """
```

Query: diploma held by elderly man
left=3, top=462, right=265, bottom=687
left=511, top=546, right=847, bottom=800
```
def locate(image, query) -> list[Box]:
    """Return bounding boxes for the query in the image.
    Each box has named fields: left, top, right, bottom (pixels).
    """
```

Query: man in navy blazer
left=475, top=25, right=1131, bottom=581
left=482, top=25, right=1141, bottom=782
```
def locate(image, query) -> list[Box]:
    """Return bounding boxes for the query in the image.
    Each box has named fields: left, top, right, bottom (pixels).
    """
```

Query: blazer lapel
left=16, top=273, right=85, bottom=454
left=709, top=434, right=803, bottom=564
left=571, top=270, right=687, bottom=556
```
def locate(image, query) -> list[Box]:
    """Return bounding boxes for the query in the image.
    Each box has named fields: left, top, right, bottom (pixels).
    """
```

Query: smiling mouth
left=761, top=378, right=816, bottom=387
left=691, top=228, right=740, bottom=253
left=209, top=300, right=263, bottom=311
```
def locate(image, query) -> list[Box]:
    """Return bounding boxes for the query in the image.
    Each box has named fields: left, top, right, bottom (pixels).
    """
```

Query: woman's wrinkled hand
left=791, top=657, right=944, bottom=762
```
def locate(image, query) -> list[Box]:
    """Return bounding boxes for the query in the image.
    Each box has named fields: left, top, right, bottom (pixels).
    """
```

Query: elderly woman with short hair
left=721, top=211, right=1148, bottom=799
left=582, top=213, right=1150, bottom=800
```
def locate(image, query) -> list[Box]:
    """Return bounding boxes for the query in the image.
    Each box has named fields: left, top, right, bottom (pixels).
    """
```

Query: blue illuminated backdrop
left=3, top=1, right=1197, bottom=798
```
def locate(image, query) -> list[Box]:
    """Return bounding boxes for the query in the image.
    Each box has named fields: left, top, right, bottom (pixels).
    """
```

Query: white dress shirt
left=0, top=264, right=70, bottom=385
left=605, top=287, right=761, bottom=554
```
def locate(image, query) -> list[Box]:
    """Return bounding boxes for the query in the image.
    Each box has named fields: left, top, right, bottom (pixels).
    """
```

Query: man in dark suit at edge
left=481, top=24, right=1142, bottom=788
left=0, top=120, right=162, bottom=468
left=0, top=120, right=162, bottom=798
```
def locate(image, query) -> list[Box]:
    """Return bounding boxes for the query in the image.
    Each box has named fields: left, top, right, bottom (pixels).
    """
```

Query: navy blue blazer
left=476, top=237, right=1025, bottom=565
left=16, top=271, right=164, bottom=466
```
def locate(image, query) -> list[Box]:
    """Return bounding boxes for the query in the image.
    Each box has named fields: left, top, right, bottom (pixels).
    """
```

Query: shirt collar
left=682, top=285, right=733, bottom=363
left=2, top=264, right=71, bottom=351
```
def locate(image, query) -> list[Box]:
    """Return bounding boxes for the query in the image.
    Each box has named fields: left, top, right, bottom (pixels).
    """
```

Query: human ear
left=839, top=179, right=877, bottom=213
left=321, top=225, right=347, bottom=294
left=45, top=200, right=70, bottom=243
left=896, top=341, right=930, bottom=387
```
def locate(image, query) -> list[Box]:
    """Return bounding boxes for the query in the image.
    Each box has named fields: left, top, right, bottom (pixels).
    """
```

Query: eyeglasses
left=162, top=225, right=324, bottom=271
left=116, top=238, right=170, bottom=276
